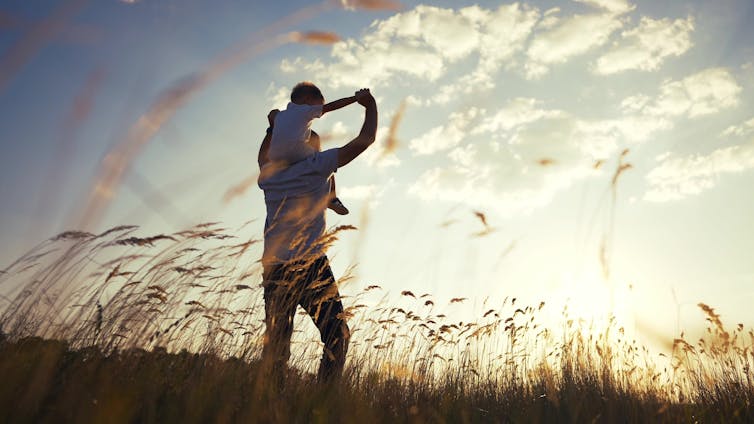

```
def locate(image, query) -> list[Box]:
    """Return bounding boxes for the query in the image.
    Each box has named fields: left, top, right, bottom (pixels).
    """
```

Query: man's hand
left=267, top=109, right=279, bottom=127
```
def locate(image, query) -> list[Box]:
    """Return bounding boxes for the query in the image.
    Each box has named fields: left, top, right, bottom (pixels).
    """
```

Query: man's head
left=291, top=81, right=324, bottom=106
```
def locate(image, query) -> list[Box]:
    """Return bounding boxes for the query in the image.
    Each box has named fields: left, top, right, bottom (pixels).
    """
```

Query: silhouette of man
left=256, top=88, right=377, bottom=384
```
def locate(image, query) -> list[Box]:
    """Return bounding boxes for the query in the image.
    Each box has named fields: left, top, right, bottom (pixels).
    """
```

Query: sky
left=1, top=0, right=753, bottom=348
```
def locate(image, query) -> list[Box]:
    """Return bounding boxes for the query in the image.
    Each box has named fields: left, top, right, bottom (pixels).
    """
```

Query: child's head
left=290, top=81, right=324, bottom=106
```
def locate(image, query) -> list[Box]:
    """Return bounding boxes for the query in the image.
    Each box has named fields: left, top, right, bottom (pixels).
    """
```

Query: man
left=256, top=88, right=377, bottom=383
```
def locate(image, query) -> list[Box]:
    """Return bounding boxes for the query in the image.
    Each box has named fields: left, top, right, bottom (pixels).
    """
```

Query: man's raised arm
left=337, top=90, right=377, bottom=168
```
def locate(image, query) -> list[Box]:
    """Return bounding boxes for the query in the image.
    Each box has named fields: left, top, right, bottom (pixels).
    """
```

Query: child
left=268, top=82, right=368, bottom=215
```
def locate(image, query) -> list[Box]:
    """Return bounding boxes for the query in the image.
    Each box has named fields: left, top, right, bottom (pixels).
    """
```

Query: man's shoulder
left=308, top=148, right=339, bottom=170
left=264, top=148, right=338, bottom=176
left=258, top=149, right=339, bottom=197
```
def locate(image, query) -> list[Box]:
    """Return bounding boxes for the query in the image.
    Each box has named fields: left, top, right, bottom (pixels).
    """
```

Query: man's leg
left=299, top=257, right=350, bottom=383
left=261, top=265, right=299, bottom=387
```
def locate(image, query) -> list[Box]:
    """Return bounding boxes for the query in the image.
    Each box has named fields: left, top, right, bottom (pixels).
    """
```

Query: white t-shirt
left=258, top=148, right=339, bottom=265
left=269, top=102, right=323, bottom=164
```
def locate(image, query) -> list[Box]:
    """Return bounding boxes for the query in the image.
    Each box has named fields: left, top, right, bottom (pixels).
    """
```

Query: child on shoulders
left=267, top=82, right=369, bottom=215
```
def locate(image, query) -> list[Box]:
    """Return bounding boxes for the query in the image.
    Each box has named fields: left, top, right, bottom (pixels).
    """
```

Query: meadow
left=0, top=222, right=752, bottom=423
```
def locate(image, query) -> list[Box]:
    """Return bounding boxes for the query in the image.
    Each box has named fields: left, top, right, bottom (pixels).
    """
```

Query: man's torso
left=259, top=148, right=338, bottom=265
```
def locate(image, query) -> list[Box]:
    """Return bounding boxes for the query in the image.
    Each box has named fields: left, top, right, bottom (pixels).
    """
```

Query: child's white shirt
left=269, top=102, right=323, bottom=164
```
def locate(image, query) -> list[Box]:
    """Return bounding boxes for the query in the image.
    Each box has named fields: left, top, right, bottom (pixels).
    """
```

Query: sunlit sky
left=1, top=0, right=753, bottom=346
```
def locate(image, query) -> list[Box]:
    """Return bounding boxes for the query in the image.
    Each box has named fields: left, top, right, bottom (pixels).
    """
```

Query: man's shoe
left=328, top=197, right=349, bottom=215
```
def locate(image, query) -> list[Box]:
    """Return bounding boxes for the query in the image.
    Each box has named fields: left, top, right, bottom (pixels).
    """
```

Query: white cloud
left=447, top=144, right=477, bottom=169
left=401, top=6, right=480, bottom=62
left=334, top=40, right=447, bottom=87
left=662, top=68, right=741, bottom=118
left=525, top=12, right=626, bottom=78
left=623, top=68, right=741, bottom=118
left=645, top=139, right=754, bottom=202
left=722, top=117, right=754, bottom=137
left=280, top=57, right=324, bottom=74
left=574, top=0, right=636, bottom=14
left=409, top=108, right=483, bottom=155
left=406, top=65, right=742, bottom=215
left=294, top=5, right=486, bottom=88
left=283, top=3, right=539, bottom=91
left=265, top=83, right=290, bottom=109
left=595, top=16, right=694, bottom=75
left=465, top=3, right=540, bottom=87
left=279, top=1, right=699, bottom=101
left=270, top=2, right=742, bottom=217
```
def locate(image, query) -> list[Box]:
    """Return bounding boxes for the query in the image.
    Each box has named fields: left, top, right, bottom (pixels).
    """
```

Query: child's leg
left=310, top=131, right=322, bottom=152
left=313, top=132, right=336, bottom=199
left=327, top=176, right=349, bottom=215
left=311, top=130, right=347, bottom=215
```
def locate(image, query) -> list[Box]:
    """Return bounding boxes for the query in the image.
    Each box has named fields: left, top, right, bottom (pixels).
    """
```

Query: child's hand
left=355, top=88, right=374, bottom=106
left=354, top=88, right=370, bottom=101
left=267, top=109, right=279, bottom=127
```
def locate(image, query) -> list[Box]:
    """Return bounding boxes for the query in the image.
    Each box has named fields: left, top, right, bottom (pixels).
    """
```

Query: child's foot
left=328, top=197, right=349, bottom=215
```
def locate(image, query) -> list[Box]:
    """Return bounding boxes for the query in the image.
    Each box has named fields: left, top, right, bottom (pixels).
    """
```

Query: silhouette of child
left=267, top=82, right=369, bottom=215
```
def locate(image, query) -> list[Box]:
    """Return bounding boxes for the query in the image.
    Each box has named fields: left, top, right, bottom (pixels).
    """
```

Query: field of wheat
left=0, top=221, right=752, bottom=423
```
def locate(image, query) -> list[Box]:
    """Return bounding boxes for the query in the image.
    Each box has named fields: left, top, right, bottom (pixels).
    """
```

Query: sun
left=542, top=265, right=635, bottom=335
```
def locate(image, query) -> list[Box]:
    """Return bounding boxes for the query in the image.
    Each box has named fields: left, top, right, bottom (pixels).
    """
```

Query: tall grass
left=1, top=222, right=752, bottom=422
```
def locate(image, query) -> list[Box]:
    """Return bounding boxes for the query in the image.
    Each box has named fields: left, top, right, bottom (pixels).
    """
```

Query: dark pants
left=261, top=256, right=350, bottom=383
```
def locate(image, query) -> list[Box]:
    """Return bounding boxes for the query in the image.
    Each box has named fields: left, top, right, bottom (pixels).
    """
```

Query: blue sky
left=1, top=0, right=753, bottom=346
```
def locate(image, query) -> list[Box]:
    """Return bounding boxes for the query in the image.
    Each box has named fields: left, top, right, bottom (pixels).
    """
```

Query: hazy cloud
left=359, top=125, right=402, bottom=168
left=409, top=108, right=484, bottom=155
left=645, top=139, right=754, bottom=202
left=473, top=98, right=563, bottom=134
left=405, top=63, right=744, bottom=215
left=339, top=183, right=389, bottom=201
left=408, top=110, right=602, bottom=217
left=722, top=117, right=754, bottom=137
left=408, top=151, right=595, bottom=218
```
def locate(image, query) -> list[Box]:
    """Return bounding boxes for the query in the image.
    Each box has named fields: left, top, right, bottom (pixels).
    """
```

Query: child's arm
left=321, top=89, right=370, bottom=115
left=322, top=96, right=357, bottom=115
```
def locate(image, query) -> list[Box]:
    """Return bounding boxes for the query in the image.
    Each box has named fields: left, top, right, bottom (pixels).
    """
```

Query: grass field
left=1, top=223, right=752, bottom=423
